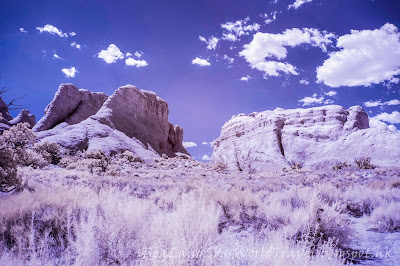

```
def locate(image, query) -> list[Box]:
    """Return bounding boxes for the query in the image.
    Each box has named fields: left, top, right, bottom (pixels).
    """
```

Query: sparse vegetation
left=332, top=162, right=351, bottom=170
left=290, top=161, right=303, bottom=170
left=354, top=157, right=376, bottom=170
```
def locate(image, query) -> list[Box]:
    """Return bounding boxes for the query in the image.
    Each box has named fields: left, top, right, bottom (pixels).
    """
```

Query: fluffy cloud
left=202, top=155, right=211, bottom=161
left=240, top=75, right=251, bottom=81
left=182, top=142, right=197, bottom=148
left=364, top=99, right=400, bottom=107
left=126, top=52, right=132, bottom=57
left=125, top=57, right=148, bottom=67
left=316, top=24, right=400, bottom=87
left=199, top=36, right=219, bottom=50
left=299, top=79, right=309, bottom=85
left=71, top=42, right=81, bottom=49
left=19, top=28, right=27, bottom=33
left=325, top=90, right=337, bottom=97
left=221, top=17, right=260, bottom=42
left=240, top=28, right=335, bottom=77
left=370, top=111, right=400, bottom=128
left=135, top=51, right=143, bottom=58
left=61, top=67, right=77, bottom=78
left=192, top=57, right=211, bottom=66
left=53, top=53, right=62, bottom=60
left=36, top=24, right=72, bottom=37
left=288, top=0, right=312, bottom=10
left=299, top=93, right=324, bottom=106
left=98, top=44, right=124, bottom=64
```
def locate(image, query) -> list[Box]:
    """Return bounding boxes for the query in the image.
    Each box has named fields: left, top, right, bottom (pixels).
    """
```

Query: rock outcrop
left=211, top=105, right=400, bottom=172
left=33, top=84, right=108, bottom=132
left=36, top=84, right=189, bottom=159
left=0, top=98, right=36, bottom=131
left=9, top=109, right=36, bottom=128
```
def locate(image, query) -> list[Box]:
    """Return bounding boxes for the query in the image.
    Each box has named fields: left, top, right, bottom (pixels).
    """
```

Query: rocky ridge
left=211, top=105, right=400, bottom=172
left=35, top=84, right=189, bottom=160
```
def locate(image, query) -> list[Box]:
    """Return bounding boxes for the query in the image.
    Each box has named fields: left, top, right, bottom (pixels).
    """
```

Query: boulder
left=36, top=84, right=189, bottom=159
left=0, top=97, right=12, bottom=121
left=9, top=109, right=36, bottom=128
left=211, top=105, right=400, bottom=172
left=33, top=84, right=108, bottom=132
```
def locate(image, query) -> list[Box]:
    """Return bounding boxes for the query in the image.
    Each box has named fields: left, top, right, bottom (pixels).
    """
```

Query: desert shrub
left=16, top=149, right=48, bottom=169
left=2, top=123, right=36, bottom=166
left=2, top=123, right=36, bottom=150
left=120, top=150, right=144, bottom=163
left=354, top=157, right=375, bottom=170
left=332, top=162, right=351, bottom=171
left=0, top=137, right=20, bottom=192
left=290, top=161, right=303, bottom=170
left=212, top=162, right=227, bottom=172
left=35, top=142, right=62, bottom=165
left=86, top=150, right=111, bottom=174
left=370, top=202, right=400, bottom=232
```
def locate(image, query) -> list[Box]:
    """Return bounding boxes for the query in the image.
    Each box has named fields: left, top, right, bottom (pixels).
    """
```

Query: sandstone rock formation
left=9, top=109, right=36, bottom=128
left=211, top=105, right=400, bottom=172
left=0, top=98, right=36, bottom=131
left=33, top=84, right=108, bottom=132
left=36, top=84, right=189, bottom=159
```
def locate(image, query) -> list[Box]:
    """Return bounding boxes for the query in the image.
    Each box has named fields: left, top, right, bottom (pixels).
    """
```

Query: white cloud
left=125, top=57, right=148, bottom=67
left=61, top=67, right=77, bottom=78
left=134, top=51, right=143, bottom=58
left=19, top=28, right=27, bottom=33
left=317, top=23, right=400, bottom=88
left=69, top=32, right=76, bottom=36
left=299, top=79, right=309, bottom=85
left=71, top=42, right=81, bottom=49
left=262, top=11, right=278, bottom=24
left=223, top=54, right=234, bottom=65
left=126, top=52, right=132, bottom=57
left=370, top=111, right=400, bottom=128
left=325, top=90, right=337, bottom=97
left=53, top=53, right=62, bottom=60
left=324, top=99, right=334, bottom=105
left=192, top=57, right=211, bottom=66
left=199, top=35, right=219, bottom=50
left=299, top=93, right=324, bottom=106
left=364, top=99, right=400, bottom=107
left=36, top=24, right=72, bottom=37
left=202, top=155, right=211, bottom=161
left=221, top=17, right=260, bottom=42
left=240, top=28, right=335, bottom=77
left=288, top=0, right=313, bottom=10
left=222, top=33, right=238, bottom=42
left=182, top=141, right=197, bottom=148
left=202, top=142, right=208, bottom=145
left=240, top=75, right=251, bottom=81
left=98, top=44, right=124, bottom=64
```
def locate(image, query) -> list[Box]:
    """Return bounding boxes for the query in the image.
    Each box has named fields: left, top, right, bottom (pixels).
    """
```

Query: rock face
left=33, top=84, right=108, bottom=132
left=211, top=105, right=400, bottom=172
left=9, top=109, right=36, bottom=128
left=0, top=97, right=12, bottom=121
left=36, top=84, right=189, bottom=159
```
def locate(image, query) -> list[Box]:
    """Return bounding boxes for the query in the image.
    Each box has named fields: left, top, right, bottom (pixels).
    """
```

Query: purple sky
left=1, top=0, right=400, bottom=160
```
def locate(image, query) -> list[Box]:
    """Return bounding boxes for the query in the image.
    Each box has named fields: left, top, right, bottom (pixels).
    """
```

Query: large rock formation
left=9, top=109, right=36, bottom=128
left=36, top=84, right=189, bottom=159
left=0, top=97, right=36, bottom=131
left=211, top=105, right=400, bottom=172
left=33, top=84, right=108, bottom=132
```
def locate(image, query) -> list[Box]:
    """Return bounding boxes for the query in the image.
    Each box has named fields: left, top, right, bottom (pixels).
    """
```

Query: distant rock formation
left=9, top=109, right=36, bottom=128
left=211, top=105, right=400, bottom=172
left=0, top=97, right=36, bottom=131
left=36, top=84, right=189, bottom=159
left=33, top=84, right=108, bottom=132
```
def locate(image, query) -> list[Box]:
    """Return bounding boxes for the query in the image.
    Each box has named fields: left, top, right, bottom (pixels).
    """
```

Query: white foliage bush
left=370, top=202, right=400, bottom=232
